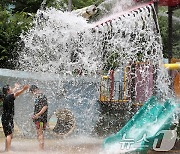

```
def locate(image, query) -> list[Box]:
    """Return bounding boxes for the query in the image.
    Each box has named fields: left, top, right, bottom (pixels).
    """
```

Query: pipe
left=164, top=63, right=180, bottom=70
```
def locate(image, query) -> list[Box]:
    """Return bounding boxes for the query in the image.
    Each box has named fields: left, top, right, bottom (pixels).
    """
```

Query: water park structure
left=97, top=1, right=180, bottom=153
left=0, top=0, right=179, bottom=153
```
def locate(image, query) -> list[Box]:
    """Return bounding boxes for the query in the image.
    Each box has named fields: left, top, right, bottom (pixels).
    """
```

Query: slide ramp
left=104, top=96, right=178, bottom=152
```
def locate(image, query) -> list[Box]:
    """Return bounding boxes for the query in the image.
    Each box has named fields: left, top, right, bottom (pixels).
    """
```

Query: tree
left=0, top=7, right=32, bottom=68
left=68, top=0, right=72, bottom=11
left=47, top=0, right=103, bottom=11
left=71, top=0, right=99, bottom=9
left=0, top=0, right=103, bottom=69
left=172, top=9, right=180, bottom=58
left=0, top=0, right=43, bottom=69
left=158, top=15, right=169, bottom=58
left=0, top=0, right=11, bottom=9
left=8, top=0, right=43, bottom=13
left=158, top=7, right=180, bottom=59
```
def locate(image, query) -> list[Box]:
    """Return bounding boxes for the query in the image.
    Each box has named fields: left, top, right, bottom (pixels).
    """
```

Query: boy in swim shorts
left=29, top=85, right=48, bottom=150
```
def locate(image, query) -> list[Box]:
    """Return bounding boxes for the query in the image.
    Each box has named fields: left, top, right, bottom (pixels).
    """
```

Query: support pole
left=154, top=1, right=158, bottom=14
left=168, top=6, right=173, bottom=63
left=167, top=6, right=173, bottom=85
left=68, top=0, right=72, bottom=12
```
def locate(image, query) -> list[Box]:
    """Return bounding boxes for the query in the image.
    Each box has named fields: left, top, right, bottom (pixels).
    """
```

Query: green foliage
left=0, top=7, right=33, bottom=68
left=0, top=1, right=179, bottom=70
left=71, top=0, right=99, bottom=9
left=172, top=9, right=180, bottom=58
left=0, top=100, right=2, bottom=107
left=174, top=8, right=180, bottom=17
left=52, top=0, right=102, bottom=10
left=158, top=15, right=168, bottom=58
left=0, top=0, right=103, bottom=69
left=158, top=6, right=180, bottom=59
left=46, top=0, right=68, bottom=10
left=0, top=0, right=11, bottom=9
left=104, top=52, right=120, bottom=71
left=9, top=0, right=43, bottom=13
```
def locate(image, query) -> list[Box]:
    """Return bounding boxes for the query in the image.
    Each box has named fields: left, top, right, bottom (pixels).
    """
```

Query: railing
left=99, top=62, right=155, bottom=104
left=99, top=71, right=129, bottom=103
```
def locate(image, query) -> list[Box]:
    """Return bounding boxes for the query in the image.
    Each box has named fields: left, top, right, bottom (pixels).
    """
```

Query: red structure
left=109, top=70, right=114, bottom=100
left=153, top=0, right=179, bottom=63
left=135, top=0, right=180, bottom=7
left=158, top=0, right=180, bottom=7
left=135, top=0, right=180, bottom=78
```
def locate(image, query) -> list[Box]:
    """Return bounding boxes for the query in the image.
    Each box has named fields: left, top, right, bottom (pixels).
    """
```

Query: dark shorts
left=35, top=122, right=47, bottom=130
left=2, top=118, right=14, bottom=137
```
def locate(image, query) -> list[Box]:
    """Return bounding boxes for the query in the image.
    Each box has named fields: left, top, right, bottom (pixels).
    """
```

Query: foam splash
left=10, top=0, right=175, bottom=141
left=19, top=3, right=164, bottom=76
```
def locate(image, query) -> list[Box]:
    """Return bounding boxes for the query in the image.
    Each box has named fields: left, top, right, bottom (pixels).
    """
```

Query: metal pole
left=68, top=0, right=72, bottom=12
left=154, top=1, right=158, bottom=15
left=168, top=6, right=173, bottom=63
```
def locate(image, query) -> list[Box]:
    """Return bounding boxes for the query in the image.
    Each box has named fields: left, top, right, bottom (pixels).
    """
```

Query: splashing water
left=19, top=9, right=94, bottom=74
left=19, top=2, right=163, bottom=75
left=96, top=0, right=136, bottom=20
left=19, top=2, right=171, bottom=98
left=0, top=2, right=176, bottom=153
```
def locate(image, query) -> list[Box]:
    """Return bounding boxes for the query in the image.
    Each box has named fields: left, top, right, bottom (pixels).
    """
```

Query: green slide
left=103, top=96, right=178, bottom=152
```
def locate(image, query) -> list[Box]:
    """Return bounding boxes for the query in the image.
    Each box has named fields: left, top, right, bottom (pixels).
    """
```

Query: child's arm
left=33, top=106, right=48, bottom=119
left=14, top=85, right=29, bottom=98
left=12, top=83, right=20, bottom=93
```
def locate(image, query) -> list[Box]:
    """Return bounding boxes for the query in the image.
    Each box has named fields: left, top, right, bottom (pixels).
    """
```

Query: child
left=1, top=83, right=29, bottom=151
left=0, top=92, right=3, bottom=114
left=29, top=85, right=48, bottom=150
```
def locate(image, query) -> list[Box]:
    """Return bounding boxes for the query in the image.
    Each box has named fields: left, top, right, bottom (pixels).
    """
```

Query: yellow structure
left=164, top=63, right=180, bottom=70
left=99, top=61, right=180, bottom=103
left=171, top=58, right=180, bottom=63
left=174, top=73, right=180, bottom=98
left=99, top=76, right=109, bottom=102
left=164, top=59, right=180, bottom=98
left=99, top=72, right=129, bottom=103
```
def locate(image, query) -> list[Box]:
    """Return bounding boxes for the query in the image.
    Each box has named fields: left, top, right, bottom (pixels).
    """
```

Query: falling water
left=17, top=1, right=170, bottom=135
left=18, top=2, right=170, bottom=97
left=18, top=2, right=163, bottom=75
left=0, top=1, right=176, bottom=153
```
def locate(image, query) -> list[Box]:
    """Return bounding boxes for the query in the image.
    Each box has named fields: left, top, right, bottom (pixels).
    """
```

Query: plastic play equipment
left=48, top=108, right=75, bottom=137
left=103, top=96, right=178, bottom=152
left=99, top=63, right=154, bottom=105
left=158, top=0, right=180, bottom=7
left=174, top=72, right=180, bottom=98
left=164, top=62, right=180, bottom=98
left=164, top=63, right=180, bottom=70
left=99, top=70, right=129, bottom=103
left=135, top=0, right=180, bottom=7
left=100, top=61, right=180, bottom=152
left=99, top=62, right=180, bottom=104
left=109, top=70, right=114, bottom=100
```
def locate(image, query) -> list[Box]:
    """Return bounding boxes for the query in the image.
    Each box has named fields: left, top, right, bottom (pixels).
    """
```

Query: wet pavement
left=0, top=137, right=103, bottom=154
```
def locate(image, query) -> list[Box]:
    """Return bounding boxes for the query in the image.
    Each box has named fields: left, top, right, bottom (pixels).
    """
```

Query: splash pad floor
left=0, top=137, right=103, bottom=154
left=1, top=136, right=180, bottom=153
